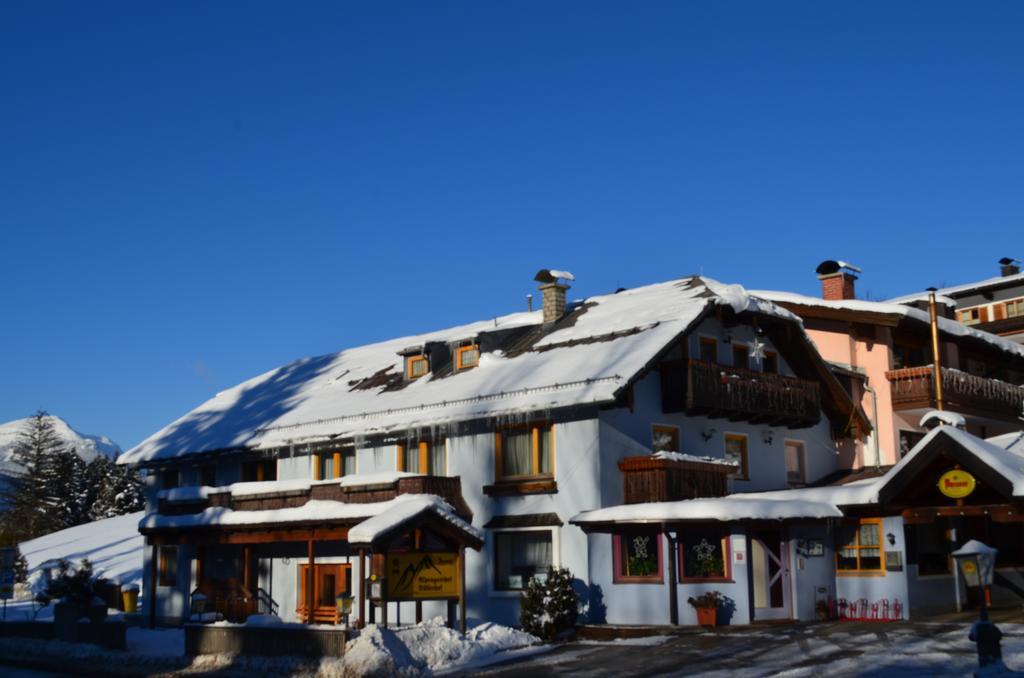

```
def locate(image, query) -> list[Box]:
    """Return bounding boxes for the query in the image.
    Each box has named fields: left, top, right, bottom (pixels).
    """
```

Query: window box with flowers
left=612, top=532, right=663, bottom=584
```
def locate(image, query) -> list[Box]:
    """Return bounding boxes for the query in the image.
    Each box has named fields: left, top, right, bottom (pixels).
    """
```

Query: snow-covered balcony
left=157, top=472, right=473, bottom=521
left=618, top=453, right=737, bottom=504
left=887, top=366, right=1024, bottom=422
left=679, top=359, right=821, bottom=428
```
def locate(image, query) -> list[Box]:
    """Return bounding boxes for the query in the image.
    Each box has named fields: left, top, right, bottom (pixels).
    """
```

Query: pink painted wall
left=804, top=327, right=900, bottom=468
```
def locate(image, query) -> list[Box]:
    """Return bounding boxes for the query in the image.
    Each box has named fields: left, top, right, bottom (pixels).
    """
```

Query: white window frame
left=487, top=526, right=561, bottom=598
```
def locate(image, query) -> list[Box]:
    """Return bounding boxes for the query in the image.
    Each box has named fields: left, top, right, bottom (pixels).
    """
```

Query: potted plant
left=687, top=590, right=724, bottom=627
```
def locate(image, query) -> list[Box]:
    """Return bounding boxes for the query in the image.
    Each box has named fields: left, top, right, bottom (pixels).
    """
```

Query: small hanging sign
left=938, top=469, right=976, bottom=499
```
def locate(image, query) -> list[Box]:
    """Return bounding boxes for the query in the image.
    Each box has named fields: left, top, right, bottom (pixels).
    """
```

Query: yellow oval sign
left=938, top=469, right=976, bottom=499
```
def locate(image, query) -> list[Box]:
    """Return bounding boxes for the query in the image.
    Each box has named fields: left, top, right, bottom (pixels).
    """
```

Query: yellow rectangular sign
left=386, top=552, right=460, bottom=600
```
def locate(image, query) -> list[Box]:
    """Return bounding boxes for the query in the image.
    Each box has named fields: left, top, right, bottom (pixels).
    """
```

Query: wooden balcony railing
left=683, top=359, right=821, bottom=428
left=887, top=366, right=1024, bottom=421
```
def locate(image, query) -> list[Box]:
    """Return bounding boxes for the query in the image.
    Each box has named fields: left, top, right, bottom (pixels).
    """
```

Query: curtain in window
left=430, top=441, right=446, bottom=476
left=537, top=428, right=552, bottom=474
left=342, top=450, right=357, bottom=475
left=495, top=531, right=552, bottom=589
left=503, top=431, right=532, bottom=477
left=403, top=445, right=420, bottom=473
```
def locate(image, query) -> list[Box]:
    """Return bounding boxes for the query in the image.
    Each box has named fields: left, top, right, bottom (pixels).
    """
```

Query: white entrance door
left=750, top=530, right=792, bottom=621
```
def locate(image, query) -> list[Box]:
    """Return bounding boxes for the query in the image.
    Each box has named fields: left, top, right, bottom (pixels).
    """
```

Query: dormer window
left=406, top=354, right=428, bottom=379
left=456, top=344, right=479, bottom=370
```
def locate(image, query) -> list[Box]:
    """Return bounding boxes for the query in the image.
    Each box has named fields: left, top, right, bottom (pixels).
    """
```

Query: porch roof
left=573, top=423, right=1024, bottom=530
left=570, top=495, right=843, bottom=530
left=140, top=493, right=483, bottom=548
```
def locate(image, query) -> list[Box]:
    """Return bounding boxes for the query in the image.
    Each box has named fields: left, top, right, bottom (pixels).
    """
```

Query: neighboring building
left=753, top=261, right=1024, bottom=469
left=119, top=273, right=866, bottom=628
left=888, top=257, right=1024, bottom=344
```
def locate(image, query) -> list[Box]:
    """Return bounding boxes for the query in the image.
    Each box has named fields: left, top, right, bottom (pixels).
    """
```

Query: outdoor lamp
left=336, top=593, right=353, bottom=619
left=190, top=589, right=207, bottom=615
left=952, top=539, right=998, bottom=591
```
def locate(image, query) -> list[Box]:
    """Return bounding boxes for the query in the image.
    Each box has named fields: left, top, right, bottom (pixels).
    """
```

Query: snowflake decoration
left=692, top=538, right=717, bottom=562
left=748, top=337, right=767, bottom=366
left=632, top=536, right=650, bottom=560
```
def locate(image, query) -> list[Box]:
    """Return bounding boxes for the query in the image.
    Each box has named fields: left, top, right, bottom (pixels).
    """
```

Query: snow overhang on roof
left=120, top=276, right=809, bottom=466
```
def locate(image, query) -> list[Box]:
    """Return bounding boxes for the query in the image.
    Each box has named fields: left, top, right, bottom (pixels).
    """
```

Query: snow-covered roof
left=571, top=495, right=843, bottom=526
left=887, top=270, right=1024, bottom=304
left=122, top=277, right=800, bottom=465
left=140, top=493, right=482, bottom=545
left=752, top=290, right=1024, bottom=359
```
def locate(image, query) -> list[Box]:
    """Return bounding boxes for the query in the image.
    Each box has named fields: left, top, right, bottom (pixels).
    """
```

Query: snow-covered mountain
left=0, top=415, right=121, bottom=475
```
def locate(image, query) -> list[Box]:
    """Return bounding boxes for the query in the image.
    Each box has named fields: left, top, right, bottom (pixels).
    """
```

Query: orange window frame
left=396, top=441, right=432, bottom=474
left=158, top=546, right=177, bottom=587
left=297, top=563, right=351, bottom=612
left=456, top=345, right=479, bottom=370
left=836, top=518, right=885, bottom=575
left=724, top=434, right=749, bottom=480
left=678, top=530, right=732, bottom=582
left=406, top=355, right=428, bottom=379
left=494, top=423, right=555, bottom=480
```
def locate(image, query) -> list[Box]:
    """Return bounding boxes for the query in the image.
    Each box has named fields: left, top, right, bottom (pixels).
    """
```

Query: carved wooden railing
left=887, top=366, right=1024, bottom=420
left=685, top=359, right=821, bottom=427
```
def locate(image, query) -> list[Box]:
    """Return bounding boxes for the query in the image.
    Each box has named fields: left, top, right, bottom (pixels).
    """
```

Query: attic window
left=456, top=344, right=479, bottom=370
left=406, top=355, right=428, bottom=379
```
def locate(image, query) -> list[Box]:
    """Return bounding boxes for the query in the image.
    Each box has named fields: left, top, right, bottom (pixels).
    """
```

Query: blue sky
left=2, top=1, right=1022, bottom=449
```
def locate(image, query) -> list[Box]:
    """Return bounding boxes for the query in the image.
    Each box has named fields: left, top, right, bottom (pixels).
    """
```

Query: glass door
left=750, top=529, right=792, bottom=620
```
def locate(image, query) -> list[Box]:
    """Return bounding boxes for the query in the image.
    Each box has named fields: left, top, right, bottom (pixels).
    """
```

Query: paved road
left=463, top=622, right=1024, bottom=677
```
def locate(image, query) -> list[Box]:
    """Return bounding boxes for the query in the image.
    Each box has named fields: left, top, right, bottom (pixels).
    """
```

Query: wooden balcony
left=618, top=455, right=733, bottom=504
left=669, top=359, right=821, bottom=428
left=886, top=366, right=1024, bottom=421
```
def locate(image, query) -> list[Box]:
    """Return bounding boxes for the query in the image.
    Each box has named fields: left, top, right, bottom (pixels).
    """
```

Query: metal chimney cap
left=815, top=260, right=862, bottom=276
left=534, top=269, right=576, bottom=284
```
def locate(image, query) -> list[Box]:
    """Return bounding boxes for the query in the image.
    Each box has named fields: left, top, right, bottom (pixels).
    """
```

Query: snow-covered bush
left=519, top=566, right=579, bottom=640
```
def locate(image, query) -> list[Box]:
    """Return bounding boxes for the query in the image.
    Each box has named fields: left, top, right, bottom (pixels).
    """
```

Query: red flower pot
left=696, top=606, right=717, bottom=627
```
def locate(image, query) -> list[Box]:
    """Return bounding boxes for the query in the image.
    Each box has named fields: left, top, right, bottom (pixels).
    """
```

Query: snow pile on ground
left=17, top=511, right=145, bottom=597
left=398, top=618, right=539, bottom=672
left=315, top=618, right=539, bottom=676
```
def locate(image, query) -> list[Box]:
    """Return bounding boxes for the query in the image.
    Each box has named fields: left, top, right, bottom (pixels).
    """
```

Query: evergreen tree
left=14, top=552, right=28, bottom=584
left=519, top=566, right=580, bottom=640
left=90, top=458, right=145, bottom=520
left=48, top=446, right=89, bottom=529
left=0, top=411, right=67, bottom=541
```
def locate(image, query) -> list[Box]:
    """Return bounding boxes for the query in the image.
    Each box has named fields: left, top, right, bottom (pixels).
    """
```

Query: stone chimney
left=533, top=269, right=575, bottom=324
left=815, top=260, right=861, bottom=301
left=999, top=257, right=1021, bottom=277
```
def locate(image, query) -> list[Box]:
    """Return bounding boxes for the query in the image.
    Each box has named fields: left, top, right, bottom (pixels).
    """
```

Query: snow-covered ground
left=0, top=617, right=542, bottom=676
left=16, top=511, right=145, bottom=598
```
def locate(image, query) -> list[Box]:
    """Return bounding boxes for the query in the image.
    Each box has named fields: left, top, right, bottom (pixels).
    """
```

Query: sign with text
left=938, top=469, right=976, bottom=499
left=387, top=552, right=460, bottom=600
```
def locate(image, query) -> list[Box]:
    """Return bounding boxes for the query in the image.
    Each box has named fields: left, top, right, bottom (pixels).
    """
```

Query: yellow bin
left=122, top=586, right=139, bottom=613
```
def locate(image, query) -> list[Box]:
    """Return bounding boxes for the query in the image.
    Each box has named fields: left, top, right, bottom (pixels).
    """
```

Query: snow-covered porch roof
left=572, top=424, right=1024, bottom=531
left=140, top=493, right=484, bottom=550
